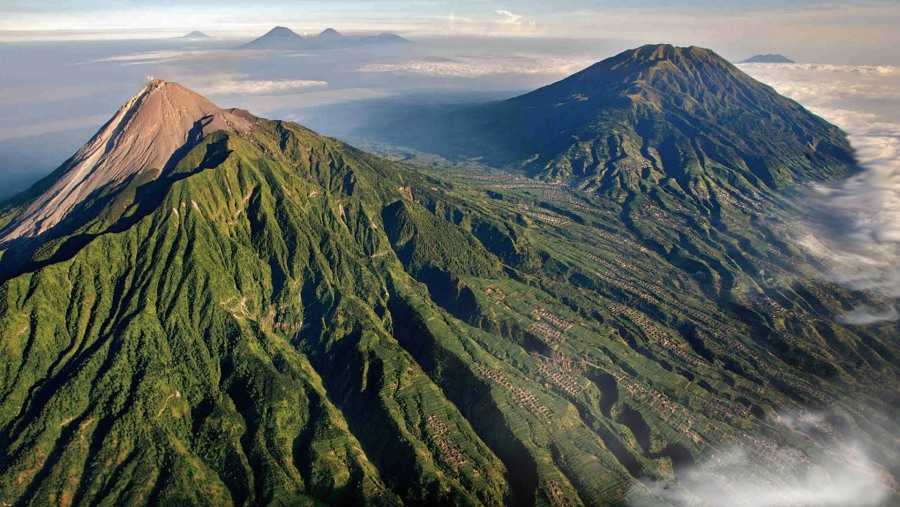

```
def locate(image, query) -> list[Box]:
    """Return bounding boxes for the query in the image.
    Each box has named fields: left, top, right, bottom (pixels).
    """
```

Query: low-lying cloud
left=160, top=72, right=327, bottom=97
left=837, top=305, right=899, bottom=325
left=200, top=76, right=328, bottom=95
left=95, top=49, right=195, bottom=65
left=740, top=63, right=900, bottom=103
left=631, top=410, right=894, bottom=506
left=358, top=54, right=594, bottom=78
left=740, top=63, right=900, bottom=321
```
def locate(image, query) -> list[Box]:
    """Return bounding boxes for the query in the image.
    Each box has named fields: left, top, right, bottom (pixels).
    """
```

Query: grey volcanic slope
left=0, top=80, right=254, bottom=244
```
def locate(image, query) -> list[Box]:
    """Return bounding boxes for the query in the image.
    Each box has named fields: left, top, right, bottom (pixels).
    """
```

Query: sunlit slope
left=0, top=124, right=514, bottom=505
left=0, top=81, right=896, bottom=505
left=360, top=44, right=854, bottom=197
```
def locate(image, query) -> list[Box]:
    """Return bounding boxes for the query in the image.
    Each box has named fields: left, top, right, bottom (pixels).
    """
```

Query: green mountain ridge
left=359, top=45, right=853, bottom=198
left=0, top=46, right=896, bottom=506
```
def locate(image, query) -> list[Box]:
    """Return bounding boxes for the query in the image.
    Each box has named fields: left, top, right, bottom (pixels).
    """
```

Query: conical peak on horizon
left=242, top=25, right=410, bottom=49
left=739, top=53, right=795, bottom=64
left=263, top=26, right=302, bottom=37
left=180, top=30, right=211, bottom=39
left=0, top=79, right=255, bottom=244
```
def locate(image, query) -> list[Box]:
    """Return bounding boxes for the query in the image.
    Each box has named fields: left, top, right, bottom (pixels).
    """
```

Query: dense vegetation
left=359, top=45, right=853, bottom=193
left=0, top=45, right=896, bottom=506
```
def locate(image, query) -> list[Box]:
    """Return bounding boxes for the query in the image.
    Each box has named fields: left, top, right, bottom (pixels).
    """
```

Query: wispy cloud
left=492, top=9, right=537, bottom=34
left=837, top=305, right=899, bottom=325
left=95, top=50, right=193, bottom=65
left=197, top=75, right=328, bottom=95
left=203, top=88, right=391, bottom=114
left=494, top=10, right=523, bottom=24
left=0, top=114, right=108, bottom=141
left=358, top=54, right=593, bottom=78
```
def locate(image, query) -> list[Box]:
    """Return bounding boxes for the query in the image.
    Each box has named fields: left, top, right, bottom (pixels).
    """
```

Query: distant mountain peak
left=367, top=43, right=853, bottom=195
left=267, top=26, right=299, bottom=36
left=739, top=54, right=795, bottom=64
left=372, top=32, right=412, bottom=43
left=259, top=26, right=304, bottom=41
left=180, top=31, right=210, bottom=39
left=317, top=28, right=343, bottom=38
left=0, top=81, right=255, bottom=243
left=241, top=26, right=306, bottom=49
left=240, top=26, right=409, bottom=49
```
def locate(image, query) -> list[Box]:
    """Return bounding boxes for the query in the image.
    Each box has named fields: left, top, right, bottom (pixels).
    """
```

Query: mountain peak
left=0, top=81, right=254, bottom=243
left=740, top=54, right=795, bottom=64
left=368, top=43, right=853, bottom=193
left=180, top=30, right=210, bottom=39
left=611, top=44, right=722, bottom=68
left=317, top=28, right=343, bottom=38
left=241, top=26, right=305, bottom=49
left=516, top=44, right=734, bottom=104
left=267, top=26, right=299, bottom=37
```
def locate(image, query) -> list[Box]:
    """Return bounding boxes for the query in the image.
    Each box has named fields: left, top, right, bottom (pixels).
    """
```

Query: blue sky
left=0, top=1, right=897, bottom=63
left=1, top=1, right=897, bottom=33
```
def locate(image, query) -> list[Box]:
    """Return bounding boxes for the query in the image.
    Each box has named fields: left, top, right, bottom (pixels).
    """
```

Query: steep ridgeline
left=0, top=80, right=254, bottom=246
left=0, top=78, right=896, bottom=506
left=363, top=44, right=853, bottom=199
left=497, top=45, right=851, bottom=187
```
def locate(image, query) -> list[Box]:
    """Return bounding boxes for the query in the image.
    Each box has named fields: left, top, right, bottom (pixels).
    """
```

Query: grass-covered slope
left=498, top=45, right=853, bottom=187
left=357, top=44, right=854, bottom=200
left=0, top=123, right=512, bottom=505
left=0, top=98, right=896, bottom=505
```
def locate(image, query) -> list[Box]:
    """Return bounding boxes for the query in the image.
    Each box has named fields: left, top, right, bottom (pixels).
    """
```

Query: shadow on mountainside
left=0, top=129, right=232, bottom=283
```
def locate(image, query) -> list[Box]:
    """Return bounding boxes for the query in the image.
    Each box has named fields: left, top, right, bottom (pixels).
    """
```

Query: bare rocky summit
left=0, top=80, right=254, bottom=243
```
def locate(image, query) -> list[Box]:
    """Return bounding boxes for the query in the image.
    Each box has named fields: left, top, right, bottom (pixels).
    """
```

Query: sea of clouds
left=625, top=61, right=900, bottom=507
left=740, top=63, right=900, bottom=323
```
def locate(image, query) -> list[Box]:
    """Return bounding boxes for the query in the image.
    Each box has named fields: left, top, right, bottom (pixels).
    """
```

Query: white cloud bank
left=630, top=410, right=894, bottom=506
left=95, top=50, right=194, bottom=65
left=837, top=305, right=899, bottom=325
left=740, top=63, right=900, bottom=320
left=200, top=76, right=328, bottom=96
left=152, top=72, right=327, bottom=97
left=358, top=54, right=594, bottom=78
